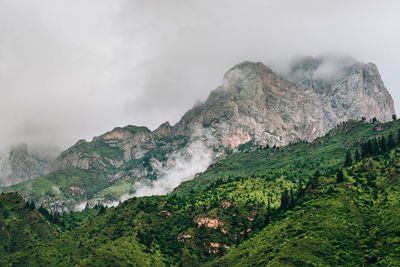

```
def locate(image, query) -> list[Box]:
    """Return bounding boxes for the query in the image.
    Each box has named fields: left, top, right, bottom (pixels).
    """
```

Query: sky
left=0, top=0, right=399, bottom=154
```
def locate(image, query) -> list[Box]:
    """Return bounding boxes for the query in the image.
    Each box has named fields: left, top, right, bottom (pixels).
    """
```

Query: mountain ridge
left=0, top=56, right=395, bottom=210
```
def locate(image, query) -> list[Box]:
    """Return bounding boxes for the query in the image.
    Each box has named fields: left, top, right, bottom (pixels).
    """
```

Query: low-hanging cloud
left=83, top=128, right=217, bottom=209
left=282, top=54, right=357, bottom=82
left=0, top=0, right=399, bottom=157
left=134, top=128, right=216, bottom=197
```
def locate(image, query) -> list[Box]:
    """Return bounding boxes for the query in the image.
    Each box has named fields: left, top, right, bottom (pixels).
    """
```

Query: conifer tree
left=337, top=169, right=345, bottom=183
left=398, top=128, right=400, bottom=145
left=388, top=132, right=395, bottom=149
left=368, top=140, right=374, bottom=155
left=309, top=170, right=320, bottom=188
left=296, top=179, right=304, bottom=198
left=361, top=142, right=368, bottom=157
left=354, top=149, right=360, bottom=162
left=265, top=199, right=271, bottom=222
left=344, top=151, right=353, bottom=167
left=372, top=139, right=379, bottom=155
left=380, top=136, right=387, bottom=153
left=280, top=188, right=289, bottom=210
left=289, top=188, right=295, bottom=209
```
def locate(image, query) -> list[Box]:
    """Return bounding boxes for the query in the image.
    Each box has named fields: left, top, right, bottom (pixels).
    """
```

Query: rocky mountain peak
left=0, top=143, right=52, bottom=186
left=154, top=121, right=173, bottom=138
left=2, top=56, right=395, bottom=209
left=172, top=57, right=395, bottom=150
left=223, top=61, right=274, bottom=87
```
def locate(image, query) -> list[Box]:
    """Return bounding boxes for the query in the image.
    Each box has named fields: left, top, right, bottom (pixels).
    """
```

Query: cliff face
left=0, top=144, right=52, bottom=186
left=173, top=59, right=395, bottom=148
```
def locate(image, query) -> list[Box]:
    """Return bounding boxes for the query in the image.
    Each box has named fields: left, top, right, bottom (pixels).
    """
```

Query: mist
left=278, top=55, right=357, bottom=82
left=1, top=0, right=399, bottom=156
left=134, top=129, right=216, bottom=197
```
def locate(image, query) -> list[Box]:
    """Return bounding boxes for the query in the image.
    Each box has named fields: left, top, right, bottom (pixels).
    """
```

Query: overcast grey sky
left=0, top=0, right=399, bottom=153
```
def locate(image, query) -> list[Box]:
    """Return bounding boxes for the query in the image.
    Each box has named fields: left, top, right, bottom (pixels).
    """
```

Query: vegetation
left=0, top=168, right=111, bottom=211
left=211, top=149, right=400, bottom=266
left=0, top=193, right=57, bottom=257
left=176, top=120, right=400, bottom=194
left=1, top=119, right=400, bottom=265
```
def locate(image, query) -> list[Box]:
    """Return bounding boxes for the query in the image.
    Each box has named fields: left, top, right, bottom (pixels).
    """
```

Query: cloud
left=282, top=54, right=357, bottom=82
left=0, top=0, right=399, bottom=156
left=134, top=128, right=216, bottom=197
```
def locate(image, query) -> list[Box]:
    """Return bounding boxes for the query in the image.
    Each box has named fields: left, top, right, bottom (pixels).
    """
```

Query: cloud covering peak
left=0, top=0, right=399, bottom=155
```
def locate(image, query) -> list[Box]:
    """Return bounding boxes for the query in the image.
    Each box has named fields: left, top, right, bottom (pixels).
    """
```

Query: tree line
left=344, top=129, right=400, bottom=168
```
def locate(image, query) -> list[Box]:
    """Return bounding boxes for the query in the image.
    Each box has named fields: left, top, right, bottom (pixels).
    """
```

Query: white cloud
left=134, top=128, right=216, bottom=196
left=0, top=0, right=399, bottom=154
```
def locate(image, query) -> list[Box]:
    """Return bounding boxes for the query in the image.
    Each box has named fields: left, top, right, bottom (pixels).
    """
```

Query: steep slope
left=0, top=192, right=57, bottom=257
left=210, top=151, right=400, bottom=266
left=2, top=57, right=395, bottom=211
left=175, top=59, right=393, bottom=147
left=2, top=119, right=400, bottom=266
left=0, top=143, right=53, bottom=186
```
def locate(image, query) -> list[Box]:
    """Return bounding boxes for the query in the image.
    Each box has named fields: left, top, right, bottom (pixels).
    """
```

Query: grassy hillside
left=1, top=119, right=400, bottom=266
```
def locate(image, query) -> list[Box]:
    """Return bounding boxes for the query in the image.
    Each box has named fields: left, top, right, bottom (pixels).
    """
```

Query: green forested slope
left=0, top=193, right=57, bottom=257
left=210, top=150, right=400, bottom=266
left=1, top=120, right=400, bottom=266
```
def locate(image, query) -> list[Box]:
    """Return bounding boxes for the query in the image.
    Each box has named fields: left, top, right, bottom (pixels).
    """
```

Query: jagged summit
left=172, top=58, right=394, bottom=148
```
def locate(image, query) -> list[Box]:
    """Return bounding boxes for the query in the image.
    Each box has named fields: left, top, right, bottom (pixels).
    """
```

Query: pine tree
left=354, top=149, right=360, bottom=162
left=372, top=139, right=379, bottom=155
left=280, top=188, right=289, bottom=210
left=309, top=170, right=320, bottom=188
left=388, top=132, right=395, bottom=149
left=398, top=128, right=400, bottom=145
left=380, top=136, right=387, bottom=153
left=361, top=142, right=368, bottom=157
left=367, top=140, right=374, bottom=155
left=289, top=188, right=295, bottom=209
left=337, top=169, right=345, bottom=183
left=296, top=179, right=304, bottom=198
left=98, top=205, right=106, bottom=214
left=393, top=114, right=397, bottom=121
left=265, top=199, right=271, bottom=223
left=344, top=151, right=353, bottom=167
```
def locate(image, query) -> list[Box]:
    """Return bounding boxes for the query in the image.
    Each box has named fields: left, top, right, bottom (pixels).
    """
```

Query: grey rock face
left=0, top=144, right=53, bottom=186
left=172, top=58, right=395, bottom=149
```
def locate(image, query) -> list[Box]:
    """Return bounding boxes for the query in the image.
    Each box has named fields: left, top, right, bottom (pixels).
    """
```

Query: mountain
left=0, top=144, right=53, bottom=187
left=1, top=119, right=400, bottom=266
left=0, top=56, right=395, bottom=211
